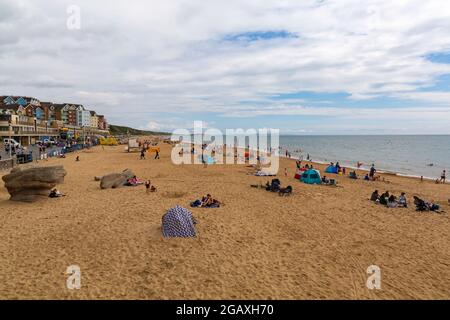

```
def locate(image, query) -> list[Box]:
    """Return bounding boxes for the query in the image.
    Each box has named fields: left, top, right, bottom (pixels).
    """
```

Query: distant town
left=0, top=95, right=109, bottom=146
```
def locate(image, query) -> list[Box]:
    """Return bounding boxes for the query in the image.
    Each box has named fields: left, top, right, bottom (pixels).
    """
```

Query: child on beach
left=145, top=180, right=151, bottom=193
left=140, top=149, right=146, bottom=160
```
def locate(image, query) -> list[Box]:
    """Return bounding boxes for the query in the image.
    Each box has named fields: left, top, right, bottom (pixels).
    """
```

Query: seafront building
left=0, top=95, right=109, bottom=146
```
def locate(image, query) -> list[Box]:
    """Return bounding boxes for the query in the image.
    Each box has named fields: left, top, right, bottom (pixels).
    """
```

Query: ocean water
left=279, top=135, right=450, bottom=179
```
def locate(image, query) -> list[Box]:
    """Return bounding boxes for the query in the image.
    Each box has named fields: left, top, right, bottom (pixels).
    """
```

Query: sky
left=1, top=0, right=450, bottom=134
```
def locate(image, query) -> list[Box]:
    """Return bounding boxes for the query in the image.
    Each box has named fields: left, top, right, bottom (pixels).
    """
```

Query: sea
left=186, top=134, right=449, bottom=179
left=279, top=135, right=450, bottom=179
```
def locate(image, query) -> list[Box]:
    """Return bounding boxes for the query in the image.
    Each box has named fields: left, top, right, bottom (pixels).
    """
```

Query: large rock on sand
left=2, top=166, right=67, bottom=202
left=100, top=169, right=135, bottom=189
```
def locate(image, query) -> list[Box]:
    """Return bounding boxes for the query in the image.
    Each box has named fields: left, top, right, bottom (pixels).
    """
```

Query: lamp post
left=8, top=119, right=12, bottom=159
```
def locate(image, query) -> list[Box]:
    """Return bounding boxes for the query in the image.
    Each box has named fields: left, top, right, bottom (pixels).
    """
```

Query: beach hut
left=325, top=165, right=338, bottom=174
left=300, top=169, right=322, bottom=184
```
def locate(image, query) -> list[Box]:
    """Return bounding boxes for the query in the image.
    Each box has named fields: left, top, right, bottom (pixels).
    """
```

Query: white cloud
left=1, top=0, right=450, bottom=132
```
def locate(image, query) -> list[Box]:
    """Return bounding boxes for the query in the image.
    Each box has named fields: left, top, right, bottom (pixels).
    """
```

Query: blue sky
left=1, top=0, right=450, bottom=134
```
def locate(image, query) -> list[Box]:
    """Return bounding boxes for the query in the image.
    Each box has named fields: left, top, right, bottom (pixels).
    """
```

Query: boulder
left=100, top=169, right=135, bottom=189
left=2, top=166, right=67, bottom=202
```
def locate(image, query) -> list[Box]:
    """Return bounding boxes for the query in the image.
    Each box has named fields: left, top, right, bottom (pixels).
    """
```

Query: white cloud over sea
left=1, top=0, right=450, bottom=133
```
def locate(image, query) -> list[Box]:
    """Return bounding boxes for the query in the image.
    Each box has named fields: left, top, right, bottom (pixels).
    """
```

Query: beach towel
left=161, top=206, right=196, bottom=238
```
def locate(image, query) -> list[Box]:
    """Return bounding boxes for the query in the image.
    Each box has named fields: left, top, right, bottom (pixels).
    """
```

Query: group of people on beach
left=370, top=190, right=408, bottom=208
left=370, top=190, right=442, bottom=212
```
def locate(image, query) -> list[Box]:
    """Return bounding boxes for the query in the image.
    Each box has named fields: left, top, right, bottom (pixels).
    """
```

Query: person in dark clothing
left=140, top=149, right=146, bottom=160
left=369, top=164, right=376, bottom=180
left=154, top=150, right=160, bottom=159
left=370, top=190, right=379, bottom=202
left=379, top=191, right=389, bottom=205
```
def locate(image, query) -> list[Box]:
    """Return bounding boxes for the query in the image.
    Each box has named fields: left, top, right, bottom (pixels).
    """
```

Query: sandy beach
left=0, top=143, right=449, bottom=300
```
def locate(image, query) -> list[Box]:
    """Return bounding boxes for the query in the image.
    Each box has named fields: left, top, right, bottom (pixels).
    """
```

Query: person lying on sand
left=126, top=176, right=143, bottom=186
left=414, top=196, right=441, bottom=212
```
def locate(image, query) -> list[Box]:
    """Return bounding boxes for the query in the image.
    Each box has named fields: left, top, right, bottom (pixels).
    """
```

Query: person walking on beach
left=145, top=180, right=151, bottom=194
left=440, top=170, right=446, bottom=184
left=140, top=148, right=146, bottom=160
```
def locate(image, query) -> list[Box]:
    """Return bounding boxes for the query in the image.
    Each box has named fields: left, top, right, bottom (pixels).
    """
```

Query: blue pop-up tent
left=300, top=169, right=322, bottom=184
left=325, top=165, right=338, bottom=174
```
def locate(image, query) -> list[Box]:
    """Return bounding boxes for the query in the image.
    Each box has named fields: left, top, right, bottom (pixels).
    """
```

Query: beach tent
left=161, top=206, right=196, bottom=238
left=198, top=154, right=215, bottom=164
left=300, top=169, right=322, bottom=184
left=325, top=165, right=338, bottom=174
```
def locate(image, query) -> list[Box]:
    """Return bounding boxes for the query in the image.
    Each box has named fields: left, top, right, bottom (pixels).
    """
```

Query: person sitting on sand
left=349, top=171, right=357, bottom=179
left=364, top=174, right=370, bottom=181
left=398, top=192, right=407, bottom=208
left=322, top=175, right=330, bottom=184
left=387, top=195, right=398, bottom=208
left=379, top=191, right=390, bottom=205
left=370, top=190, right=379, bottom=202
left=150, top=185, right=157, bottom=192
left=201, top=194, right=221, bottom=208
left=49, top=188, right=65, bottom=198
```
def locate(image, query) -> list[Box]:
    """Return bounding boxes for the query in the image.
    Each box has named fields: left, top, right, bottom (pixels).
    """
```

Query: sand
left=0, top=144, right=449, bottom=300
